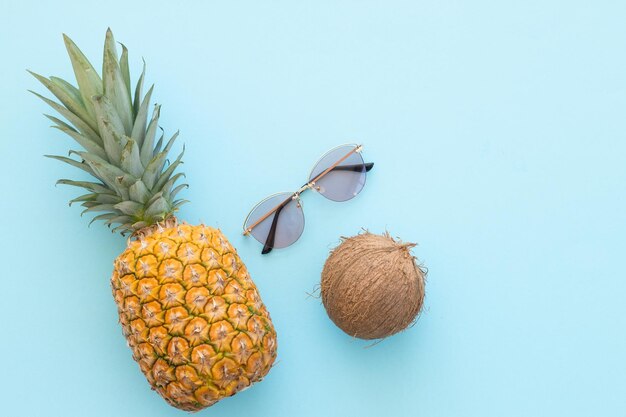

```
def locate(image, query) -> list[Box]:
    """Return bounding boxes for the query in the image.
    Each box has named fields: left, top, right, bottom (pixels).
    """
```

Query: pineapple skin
left=111, top=223, right=277, bottom=411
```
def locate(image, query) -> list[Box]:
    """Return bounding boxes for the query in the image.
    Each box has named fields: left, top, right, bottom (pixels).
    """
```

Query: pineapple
left=31, top=29, right=277, bottom=412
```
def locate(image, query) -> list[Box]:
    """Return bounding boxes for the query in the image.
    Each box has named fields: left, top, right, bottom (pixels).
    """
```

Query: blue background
left=1, top=1, right=625, bottom=416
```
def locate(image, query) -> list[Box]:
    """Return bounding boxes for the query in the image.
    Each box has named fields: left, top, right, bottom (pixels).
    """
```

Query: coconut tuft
left=320, top=231, right=426, bottom=340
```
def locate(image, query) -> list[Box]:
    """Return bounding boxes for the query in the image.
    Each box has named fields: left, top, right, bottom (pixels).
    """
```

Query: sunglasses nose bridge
left=295, top=182, right=313, bottom=195
left=296, top=182, right=323, bottom=196
left=290, top=190, right=304, bottom=210
left=292, top=194, right=303, bottom=209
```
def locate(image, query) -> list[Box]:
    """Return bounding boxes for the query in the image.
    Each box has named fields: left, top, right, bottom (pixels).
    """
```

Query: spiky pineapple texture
left=31, top=29, right=187, bottom=234
left=112, top=221, right=277, bottom=411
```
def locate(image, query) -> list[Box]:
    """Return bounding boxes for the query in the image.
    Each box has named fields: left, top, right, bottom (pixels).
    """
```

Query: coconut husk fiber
left=321, top=232, right=426, bottom=340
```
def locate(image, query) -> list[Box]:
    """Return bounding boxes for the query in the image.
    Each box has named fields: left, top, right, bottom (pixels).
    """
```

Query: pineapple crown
left=30, top=29, right=188, bottom=235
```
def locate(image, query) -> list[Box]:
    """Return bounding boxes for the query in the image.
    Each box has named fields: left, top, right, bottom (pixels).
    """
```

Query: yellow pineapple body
left=111, top=222, right=277, bottom=411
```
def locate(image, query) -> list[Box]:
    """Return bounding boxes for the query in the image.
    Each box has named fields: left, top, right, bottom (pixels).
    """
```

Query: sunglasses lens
left=308, top=145, right=367, bottom=202
left=244, top=192, right=305, bottom=250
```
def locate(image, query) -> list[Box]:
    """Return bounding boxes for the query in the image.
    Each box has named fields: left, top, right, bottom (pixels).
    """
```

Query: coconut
left=320, top=232, right=426, bottom=340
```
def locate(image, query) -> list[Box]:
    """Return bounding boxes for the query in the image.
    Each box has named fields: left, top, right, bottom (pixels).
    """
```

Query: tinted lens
left=244, top=192, right=305, bottom=251
left=308, top=145, right=367, bottom=202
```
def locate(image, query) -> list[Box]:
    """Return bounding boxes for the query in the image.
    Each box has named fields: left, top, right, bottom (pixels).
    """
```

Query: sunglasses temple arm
left=326, top=162, right=374, bottom=173
left=332, top=162, right=373, bottom=173
left=261, top=202, right=288, bottom=254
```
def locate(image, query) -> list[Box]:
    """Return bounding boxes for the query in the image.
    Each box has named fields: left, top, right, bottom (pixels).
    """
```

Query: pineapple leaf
left=150, top=130, right=180, bottom=176
left=114, top=200, right=144, bottom=216
left=173, top=199, right=190, bottom=209
left=89, top=213, right=118, bottom=227
left=142, top=151, right=168, bottom=189
left=29, top=71, right=97, bottom=131
left=104, top=214, right=132, bottom=227
left=129, top=221, right=148, bottom=231
left=68, top=193, right=97, bottom=206
left=50, top=77, right=85, bottom=107
left=103, top=29, right=133, bottom=134
left=161, top=172, right=186, bottom=198
left=35, top=30, right=189, bottom=234
left=46, top=115, right=107, bottom=158
left=91, top=94, right=125, bottom=163
left=46, top=114, right=77, bottom=131
left=63, top=33, right=102, bottom=122
left=170, top=183, right=189, bottom=199
left=129, top=179, right=151, bottom=203
left=130, top=85, right=154, bottom=148
left=96, top=194, right=123, bottom=204
left=162, top=130, right=180, bottom=154
left=119, top=43, right=131, bottom=97
left=79, top=152, right=134, bottom=198
left=145, top=196, right=169, bottom=218
left=81, top=203, right=117, bottom=216
left=45, top=154, right=94, bottom=176
left=111, top=223, right=133, bottom=234
left=153, top=147, right=185, bottom=191
left=80, top=201, right=99, bottom=208
left=145, top=191, right=163, bottom=207
left=120, top=137, right=143, bottom=178
left=140, top=104, right=161, bottom=166
left=133, top=59, right=146, bottom=119
left=56, top=179, right=112, bottom=194
left=153, top=128, right=164, bottom=156
left=31, top=91, right=101, bottom=144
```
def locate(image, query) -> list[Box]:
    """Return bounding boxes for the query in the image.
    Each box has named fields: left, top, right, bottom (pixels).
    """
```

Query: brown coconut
left=321, top=232, right=426, bottom=340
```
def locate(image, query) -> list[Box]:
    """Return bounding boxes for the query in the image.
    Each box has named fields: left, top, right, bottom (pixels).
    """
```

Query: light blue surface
left=1, top=1, right=625, bottom=416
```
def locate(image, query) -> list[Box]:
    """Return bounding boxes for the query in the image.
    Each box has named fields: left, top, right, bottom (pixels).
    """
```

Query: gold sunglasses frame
left=242, top=143, right=365, bottom=237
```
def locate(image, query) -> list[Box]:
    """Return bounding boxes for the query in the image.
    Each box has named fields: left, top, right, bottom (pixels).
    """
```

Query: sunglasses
left=243, top=144, right=374, bottom=254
